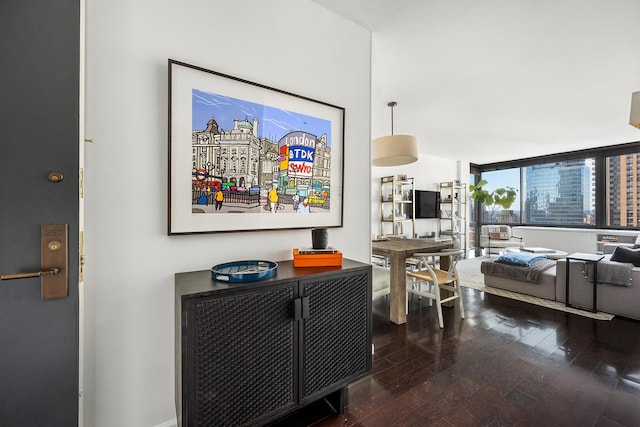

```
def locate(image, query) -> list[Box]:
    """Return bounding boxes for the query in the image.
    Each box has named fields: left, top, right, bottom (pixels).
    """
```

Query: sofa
left=601, top=233, right=640, bottom=254
left=481, top=252, right=640, bottom=321
left=554, top=258, right=640, bottom=320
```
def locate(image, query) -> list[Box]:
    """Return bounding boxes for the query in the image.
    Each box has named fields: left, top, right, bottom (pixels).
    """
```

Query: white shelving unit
left=380, top=176, right=415, bottom=237
left=439, top=181, right=467, bottom=254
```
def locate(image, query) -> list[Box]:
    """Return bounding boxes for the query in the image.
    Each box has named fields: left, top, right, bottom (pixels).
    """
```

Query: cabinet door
left=299, top=270, right=371, bottom=402
left=184, top=284, right=297, bottom=426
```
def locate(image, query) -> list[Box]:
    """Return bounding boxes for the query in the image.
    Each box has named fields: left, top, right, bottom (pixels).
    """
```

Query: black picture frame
left=168, top=59, right=345, bottom=234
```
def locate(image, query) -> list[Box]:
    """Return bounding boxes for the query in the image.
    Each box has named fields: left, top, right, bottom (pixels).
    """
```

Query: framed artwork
left=168, top=59, right=344, bottom=234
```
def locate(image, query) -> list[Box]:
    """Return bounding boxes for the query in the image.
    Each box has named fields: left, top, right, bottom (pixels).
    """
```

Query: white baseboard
left=155, top=419, right=177, bottom=427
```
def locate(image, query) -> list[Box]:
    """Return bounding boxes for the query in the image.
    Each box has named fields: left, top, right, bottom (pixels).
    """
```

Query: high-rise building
left=607, top=153, right=640, bottom=227
left=524, top=160, right=589, bottom=224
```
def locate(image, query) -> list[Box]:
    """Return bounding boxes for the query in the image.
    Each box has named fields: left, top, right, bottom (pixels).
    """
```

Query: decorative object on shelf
left=292, top=248, right=343, bottom=267
left=168, top=59, right=344, bottom=234
left=469, top=179, right=517, bottom=224
left=311, top=228, right=329, bottom=249
left=371, top=102, right=418, bottom=166
left=630, top=91, right=640, bottom=128
left=297, top=246, right=339, bottom=254
left=439, top=181, right=467, bottom=255
left=379, top=176, right=415, bottom=237
left=211, top=260, right=278, bottom=282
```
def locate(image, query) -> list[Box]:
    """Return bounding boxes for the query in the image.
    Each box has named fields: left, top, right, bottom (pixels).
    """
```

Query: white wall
left=84, top=1, right=371, bottom=426
left=369, top=21, right=472, bottom=241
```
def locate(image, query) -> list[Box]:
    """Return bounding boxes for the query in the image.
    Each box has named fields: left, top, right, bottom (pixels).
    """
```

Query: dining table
left=371, top=237, right=453, bottom=324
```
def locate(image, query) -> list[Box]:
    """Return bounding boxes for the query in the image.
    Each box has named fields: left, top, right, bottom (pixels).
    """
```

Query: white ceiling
left=312, top=0, right=640, bottom=164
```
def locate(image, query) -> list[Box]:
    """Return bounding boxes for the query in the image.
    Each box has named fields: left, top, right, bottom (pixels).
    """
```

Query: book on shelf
left=293, top=248, right=342, bottom=267
left=296, top=246, right=340, bottom=254
left=521, top=247, right=555, bottom=253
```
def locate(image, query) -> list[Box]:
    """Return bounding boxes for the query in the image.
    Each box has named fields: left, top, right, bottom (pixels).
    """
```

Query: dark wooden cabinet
left=175, top=259, right=372, bottom=426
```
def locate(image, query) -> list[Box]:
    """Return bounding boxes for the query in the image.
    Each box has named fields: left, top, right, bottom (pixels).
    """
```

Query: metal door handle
left=0, top=224, right=68, bottom=300
left=1, top=268, right=60, bottom=280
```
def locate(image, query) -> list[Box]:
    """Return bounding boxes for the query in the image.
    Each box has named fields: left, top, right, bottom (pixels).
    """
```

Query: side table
left=565, top=252, right=604, bottom=313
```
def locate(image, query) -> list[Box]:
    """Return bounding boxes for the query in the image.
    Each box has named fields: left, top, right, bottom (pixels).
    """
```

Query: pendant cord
left=391, top=105, right=394, bottom=135
left=388, top=101, right=397, bottom=136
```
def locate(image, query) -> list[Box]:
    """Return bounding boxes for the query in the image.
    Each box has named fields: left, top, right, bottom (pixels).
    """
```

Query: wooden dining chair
left=406, top=249, right=465, bottom=328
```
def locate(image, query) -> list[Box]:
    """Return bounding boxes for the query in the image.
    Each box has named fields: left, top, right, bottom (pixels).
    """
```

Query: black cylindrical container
left=311, top=228, right=328, bottom=249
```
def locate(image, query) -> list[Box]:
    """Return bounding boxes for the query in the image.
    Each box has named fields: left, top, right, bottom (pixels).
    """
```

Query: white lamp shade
left=371, top=134, right=418, bottom=166
left=631, top=91, right=640, bottom=129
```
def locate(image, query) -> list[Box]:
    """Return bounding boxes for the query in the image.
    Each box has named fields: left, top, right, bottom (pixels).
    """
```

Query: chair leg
left=434, top=284, right=444, bottom=328
left=455, top=279, right=465, bottom=319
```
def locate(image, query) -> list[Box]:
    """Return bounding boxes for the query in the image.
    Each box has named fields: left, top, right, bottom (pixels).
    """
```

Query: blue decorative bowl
left=211, top=260, right=278, bottom=282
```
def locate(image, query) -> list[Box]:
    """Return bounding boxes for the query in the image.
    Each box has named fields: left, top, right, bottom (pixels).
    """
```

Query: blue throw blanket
left=495, top=252, right=547, bottom=267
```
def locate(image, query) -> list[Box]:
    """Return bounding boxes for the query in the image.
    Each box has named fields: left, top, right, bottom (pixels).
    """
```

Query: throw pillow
left=610, top=246, right=640, bottom=267
left=498, top=225, right=511, bottom=239
left=488, top=226, right=510, bottom=240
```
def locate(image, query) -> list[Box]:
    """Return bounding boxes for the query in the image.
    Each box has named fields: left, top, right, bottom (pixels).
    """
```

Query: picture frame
left=168, top=59, right=345, bottom=234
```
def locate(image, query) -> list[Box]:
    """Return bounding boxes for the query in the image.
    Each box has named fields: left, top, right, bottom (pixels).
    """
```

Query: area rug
left=456, top=256, right=614, bottom=321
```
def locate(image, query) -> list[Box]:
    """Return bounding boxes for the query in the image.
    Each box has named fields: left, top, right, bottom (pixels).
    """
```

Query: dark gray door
left=0, top=1, right=80, bottom=425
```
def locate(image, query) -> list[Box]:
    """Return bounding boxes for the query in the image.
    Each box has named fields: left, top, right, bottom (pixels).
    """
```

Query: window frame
left=472, top=140, right=640, bottom=231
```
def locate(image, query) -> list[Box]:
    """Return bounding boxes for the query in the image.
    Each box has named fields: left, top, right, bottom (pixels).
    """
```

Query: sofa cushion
left=484, top=265, right=557, bottom=300
left=483, top=258, right=555, bottom=283
left=610, top=246, right=640, bottom=267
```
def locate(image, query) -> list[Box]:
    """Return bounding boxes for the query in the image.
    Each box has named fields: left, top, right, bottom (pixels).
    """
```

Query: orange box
left=293, top=248, right=343, bottom=267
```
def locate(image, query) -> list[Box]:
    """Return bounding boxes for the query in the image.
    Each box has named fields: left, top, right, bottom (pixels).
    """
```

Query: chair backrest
left=412, top=249, right=464, bottom=282
left=437, top=249, right=464, bottom=281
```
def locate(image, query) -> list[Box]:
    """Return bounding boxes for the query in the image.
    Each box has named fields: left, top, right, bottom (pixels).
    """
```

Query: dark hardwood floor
left=275, top=287, right=640, bottom=426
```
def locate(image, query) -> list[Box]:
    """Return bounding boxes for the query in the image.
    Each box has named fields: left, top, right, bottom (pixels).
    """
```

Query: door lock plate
left=41, top=224, right=68, bottom=300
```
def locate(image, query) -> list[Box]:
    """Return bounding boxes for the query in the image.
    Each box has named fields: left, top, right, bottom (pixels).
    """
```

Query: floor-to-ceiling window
left=480, top=168, right=521, bottom=224
left=473, top=141, right=640, bottom=230
left=523, top=159, right=595, bottom=226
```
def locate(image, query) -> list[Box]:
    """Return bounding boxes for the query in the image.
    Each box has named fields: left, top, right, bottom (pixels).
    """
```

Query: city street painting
left=168, top=59, right=344, bottom=234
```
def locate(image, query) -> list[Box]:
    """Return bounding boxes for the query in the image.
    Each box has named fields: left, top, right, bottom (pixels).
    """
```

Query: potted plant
left=469, top=179, right=517, bottom=223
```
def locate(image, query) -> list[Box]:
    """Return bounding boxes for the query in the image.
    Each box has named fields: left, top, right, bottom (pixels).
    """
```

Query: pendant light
left=372, top=102, right=418, bottom=166
left=630, top=91, right=640, bottom=129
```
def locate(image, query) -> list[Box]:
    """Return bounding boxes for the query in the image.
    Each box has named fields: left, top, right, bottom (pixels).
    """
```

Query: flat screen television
left=413, top=190, right=440, bottom=218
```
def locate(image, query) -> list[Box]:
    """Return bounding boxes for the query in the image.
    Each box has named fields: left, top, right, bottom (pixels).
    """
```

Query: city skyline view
left=478, top=154, right=640, bottom=228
